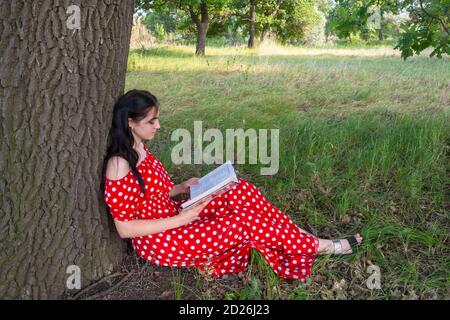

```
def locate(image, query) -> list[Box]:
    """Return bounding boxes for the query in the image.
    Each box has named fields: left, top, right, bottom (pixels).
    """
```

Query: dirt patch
left=67, top=253, right=248, bottom=300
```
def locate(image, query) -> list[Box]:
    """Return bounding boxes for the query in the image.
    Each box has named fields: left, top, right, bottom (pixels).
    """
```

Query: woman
left=101, top=89, right=363, bottom=281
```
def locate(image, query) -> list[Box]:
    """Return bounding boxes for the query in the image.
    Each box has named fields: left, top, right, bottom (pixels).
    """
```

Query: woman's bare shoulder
left=105, top=156, right=131, bottom=180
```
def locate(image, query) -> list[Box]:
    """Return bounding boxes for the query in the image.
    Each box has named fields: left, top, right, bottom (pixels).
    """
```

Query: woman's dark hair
left=100, top=89, right=160, bottom=197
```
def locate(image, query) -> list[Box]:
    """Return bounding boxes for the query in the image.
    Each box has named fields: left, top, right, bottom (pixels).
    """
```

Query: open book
left=180, top=160, right=239, bottom=209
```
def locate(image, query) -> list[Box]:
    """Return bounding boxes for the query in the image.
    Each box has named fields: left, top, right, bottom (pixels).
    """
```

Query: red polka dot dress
left=104, top=144, right=319, bottom=281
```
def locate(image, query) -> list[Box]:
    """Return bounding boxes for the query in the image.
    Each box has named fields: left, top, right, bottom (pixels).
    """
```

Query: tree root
left=71, top=272, right=134, bottom=300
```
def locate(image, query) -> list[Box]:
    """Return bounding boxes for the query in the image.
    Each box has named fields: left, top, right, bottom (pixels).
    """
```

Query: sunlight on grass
left=126, top=44, right=450, bottom=300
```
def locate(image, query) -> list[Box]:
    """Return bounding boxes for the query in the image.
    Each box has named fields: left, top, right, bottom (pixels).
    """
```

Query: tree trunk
left=0, top=0, right=134, bottom=299
left=190, top=1, right=209, bottom=56
left=248, top=0, right=256, bottom=48
left=260, top=24, right=270, bottom=42
left=260, top=0, right=283, bottom=43
left=378, top=29, right=383, bottom=41
left=378, top=11, right=383, bottom=41
left=196, top=22, right=209, bottom=56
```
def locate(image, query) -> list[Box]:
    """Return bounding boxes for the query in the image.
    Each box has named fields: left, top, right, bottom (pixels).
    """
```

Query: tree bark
left=196, top=23, right=208, bottom=56
left=248, top=0, right=256, bottom=48
left=0, top=0, right=134, bottom=299
left=378, top=10, right=384, bottom=41
left=378, top=29, right=383, bottom=41
left=260, top=24, right=270, bottom=42
left=190, top=1, right=209, bottom=56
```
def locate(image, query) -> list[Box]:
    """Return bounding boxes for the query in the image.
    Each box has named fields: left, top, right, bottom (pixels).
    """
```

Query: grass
left=172, top=269, right=185, bottom=300
left=124, top=44, right=449, bottom=300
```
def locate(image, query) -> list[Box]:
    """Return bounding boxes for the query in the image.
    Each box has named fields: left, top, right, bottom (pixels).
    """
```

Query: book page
left=181, top=161, right=238, bottom=208
left=190, top=162, right=233, bottom=198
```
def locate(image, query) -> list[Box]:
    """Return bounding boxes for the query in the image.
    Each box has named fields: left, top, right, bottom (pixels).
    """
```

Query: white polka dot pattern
left=103, top=144, right=319, bottom=281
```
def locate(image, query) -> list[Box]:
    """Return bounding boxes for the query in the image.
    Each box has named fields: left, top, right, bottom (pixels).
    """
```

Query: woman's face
left=128, top=107, right=160, bottom=141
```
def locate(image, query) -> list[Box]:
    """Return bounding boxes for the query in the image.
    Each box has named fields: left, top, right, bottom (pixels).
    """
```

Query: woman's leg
left=205, top=178, right=319, bottom=280
left=213, top=178, right=363, bottom=256
left=189, top=178, right=363, bottom=280
left=316, top=234, right=363, bottom=254
left=287, top=227, right=363, bottom=255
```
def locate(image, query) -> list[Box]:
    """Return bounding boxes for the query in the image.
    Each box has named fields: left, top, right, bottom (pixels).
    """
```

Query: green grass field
left=124, top=44, right=449, bottom=300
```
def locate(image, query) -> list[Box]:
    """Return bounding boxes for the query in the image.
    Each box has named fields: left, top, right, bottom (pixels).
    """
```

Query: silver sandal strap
left=332, top=239, right=342, bottom=254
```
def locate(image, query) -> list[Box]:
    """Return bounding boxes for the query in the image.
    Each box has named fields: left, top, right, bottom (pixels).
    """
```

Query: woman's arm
left=114, top=215, right=185, bottom=239
left=113, top=200, right=209, bottom=239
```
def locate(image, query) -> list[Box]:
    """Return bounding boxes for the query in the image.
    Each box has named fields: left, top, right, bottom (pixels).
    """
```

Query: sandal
left=331, top=235, right=361, bottom=255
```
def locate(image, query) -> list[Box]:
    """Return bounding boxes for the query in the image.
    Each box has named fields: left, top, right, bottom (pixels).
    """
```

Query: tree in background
left=136, top=0, right=447, bottom=59
left=227, top=0, right=257, bottom=48
left=271, top=0, right=323, bottom=44
left=137, top=0, right=232, bottom=55
left=137, top=0, right=331, bottom=49
left=231, top=0, right=327, bottom=47
left=249, top=0, right=257, bottom=47
left=328, top=0, right=449, bottom=59
left=141, top=7, right=178, bottom=41
left=305, top=3, right=331, bottom=45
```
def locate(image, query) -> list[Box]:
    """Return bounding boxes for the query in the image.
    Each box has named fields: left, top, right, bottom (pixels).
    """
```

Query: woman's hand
left=169, top=178, right=200, bottom=198
left=177, top=200, right=210, bottom=225
left=178, top=177, right=200, bottom=194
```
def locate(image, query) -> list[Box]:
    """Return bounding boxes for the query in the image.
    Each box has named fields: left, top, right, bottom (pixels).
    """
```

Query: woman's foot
left=318, top=234, right=363, bottom=255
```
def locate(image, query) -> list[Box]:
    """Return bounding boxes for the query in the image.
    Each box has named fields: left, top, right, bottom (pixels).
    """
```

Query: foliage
left=274, top=0, right=322, bottom=44
left=394, top=0, right=449, bottom=59
left=141, top=8, right=176, bottom=34
left=137, top=0, right=330, bottom=45
left=136, top=0, right=449, bottom=58
left=136, top=0, right=233, bottom=54
left=328, top=0, right=449, bottom=59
